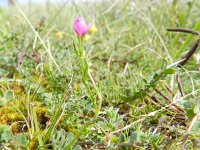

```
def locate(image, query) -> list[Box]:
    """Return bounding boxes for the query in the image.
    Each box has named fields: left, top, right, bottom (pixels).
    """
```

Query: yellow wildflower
left=90, top=25, right=98, bottom=33
left=84, top=35, right=90, bottom=41
left=56, top=31, right=63, bottom=40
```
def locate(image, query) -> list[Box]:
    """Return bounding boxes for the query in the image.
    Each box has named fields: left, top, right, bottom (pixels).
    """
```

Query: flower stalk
left=76, top=36, right=102, bottom=116
left=73, top=17, right=102, bottom=116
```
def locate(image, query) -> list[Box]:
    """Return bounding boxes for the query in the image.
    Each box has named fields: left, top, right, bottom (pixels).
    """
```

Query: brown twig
left=144, top=98, right=157, bottom=105
left=161, top=81, right=175, bottom=97
left=176, top=74, right=185, bottom=96
left=154, top=88, right=172, bottom=102
left=177, top=39, right=200, bottom=67
left=167, top=28, right=200, bottom=67
left=167, top=28, right=200, bottom=36
left=154, top=88, right=184, bottom=113
left=147, top=93, right=162, bottom=103
left=146, top=93, right=181, bottom=114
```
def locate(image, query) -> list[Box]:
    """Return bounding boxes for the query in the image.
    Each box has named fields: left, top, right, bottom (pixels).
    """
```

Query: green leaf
left=191, top=121, right=200, bottom=132
left=73, top=145, right=82, bottom=150
left=0, top=97, right=7, bottom=107
left=5, top=90, right=15, bottom=102
left=186, top=108, right=196, bottom=119
left=66, top=132, right=74, bottom=144
left=0, top=125, right=13, bottom=142
left=52, top=129, right=75, bottom=150
left=119, top=133, right=126, bottom=143
left=43, top=64, right=52, bottom=76
left=193, top=104, right=200, bottom=114
left=163, top=68, right=176, bottom=74
left=190, top=121, right=200, bottom=135
left=52, top=129, right=67, bottom=149
left=0, top=89, right=4, bottom=97
left=130, top=131, right=140, bottom=143
left=15, top=133, right=29, bottom=147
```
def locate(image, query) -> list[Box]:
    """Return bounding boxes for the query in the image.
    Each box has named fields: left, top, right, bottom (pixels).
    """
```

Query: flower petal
left=74, top=17, right=91, bottom=37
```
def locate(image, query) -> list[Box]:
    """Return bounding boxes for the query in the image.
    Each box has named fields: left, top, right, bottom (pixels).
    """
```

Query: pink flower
left=74, top=17, right=91, bottom=37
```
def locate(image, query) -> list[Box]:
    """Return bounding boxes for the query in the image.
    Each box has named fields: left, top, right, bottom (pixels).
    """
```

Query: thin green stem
left=68, top=37, right=103, bottom=149
left=43, top=102, right=64, bottom=143
left=79, top=47, right=96, bottom=103
left=78, top=39, right=102, bottom=115
left=32, top=106, right=44, bottom=149
left=84, top=81, right=96, bottom=105
left=88, top=70, right=102, bottom=116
